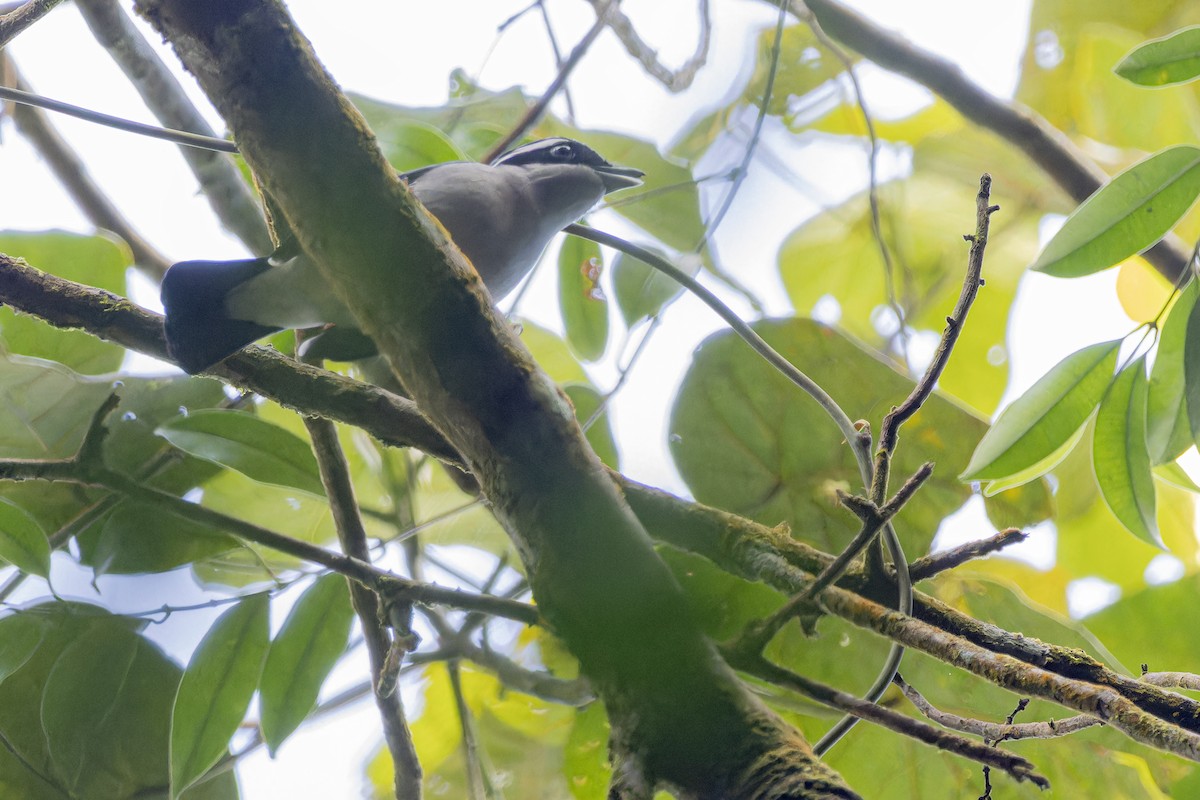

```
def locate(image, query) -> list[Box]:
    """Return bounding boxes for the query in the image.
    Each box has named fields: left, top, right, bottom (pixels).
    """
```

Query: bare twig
left=908, top=528, right=1028, bottom=582
left=589, top=0, right=711, bottom=92
left=1142, top=671, right=1200, bottom=692
left=813, top=177, right=998, bottom=758
left=700, top=0, right=785, bottom=244
left=567, top=224, right=868, bottom=466
left=534, top=0, right=576, bottom=122
left=727, top=462, right=932, bottom=656
left=802, top=9, right=907, bottom=355
left=482, top=0, right=615, bottom=162
left=730, top=654, right=1049, bottom=787
left=0, top=0, right=64, bottom=49
left=305, top=416, right=422, bottom=798
left=0, top=83, right=239, bottom=153
left=877, top=176, right=996, bottom=456
left=894, top=674, right=1102, bottom=741
left=0, top=415, right=539, bottom=627
left=2, top=56, right=172, bottom=274
left=448, top=661, right=488, bottom=800
left=74, top=0, right=272, bottom=253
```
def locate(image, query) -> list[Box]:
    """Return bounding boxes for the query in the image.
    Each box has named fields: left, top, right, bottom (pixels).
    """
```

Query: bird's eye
left=549, top=143, right=574, bottom=160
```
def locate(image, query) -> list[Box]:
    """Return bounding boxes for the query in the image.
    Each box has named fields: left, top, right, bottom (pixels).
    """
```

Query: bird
left=160, top=137, right=644, bottom=374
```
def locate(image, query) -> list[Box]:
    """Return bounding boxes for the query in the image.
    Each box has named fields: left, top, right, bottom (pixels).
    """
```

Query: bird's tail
left=160, top=258, right=282, bottom=374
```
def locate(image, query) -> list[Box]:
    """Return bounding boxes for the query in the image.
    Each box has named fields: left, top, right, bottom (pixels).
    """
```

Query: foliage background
left=1, top=0, right=1199, bottom=798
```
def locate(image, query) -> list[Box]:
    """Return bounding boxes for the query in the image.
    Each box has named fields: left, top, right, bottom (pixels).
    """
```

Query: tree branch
left=894, top=674, right=1102, bottom=742
left=908, top=528, right=1028, bottom=582
left=588, top=0, right=711, bottom=92
left=6, top=246, right=1192, bottom=750
left=304, top=415, right=422, bottom=798
left=0, top=0, right=63, bottom=48
left=733, top=656, right=1049, bottom=788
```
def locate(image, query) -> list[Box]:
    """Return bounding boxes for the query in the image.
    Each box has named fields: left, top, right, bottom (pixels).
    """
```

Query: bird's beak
left=595, top=164, right=645, bottom=193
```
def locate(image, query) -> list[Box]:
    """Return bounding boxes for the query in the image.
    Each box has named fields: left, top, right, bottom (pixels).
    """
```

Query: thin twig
left=304, top=416, right=422, bottom=799
left=729, top=653, right=1049, bottom=788
left=481, top=0, right=615, bottom=163
left=567, top=224, right=867, bottom=462
left=0, top=83, right=239, bottom=153
left=909, top=528, right=1028, bottom=583
left=894, top=674, right=1102, bottom=741
left=0, top=0, right=64, bottom=49
left=74, top=0, right=272, bottom=254
left=2, top=57, right=172, bottom=274
left=589, top=0, right=711, bottom=92
left=727, top=462, right=932, bottom=654
left=448, top=660, right=488, bottom=800
left=817, top=176, right=995, bottom=755
left=878, top=176, right=997, bottom=455
left=803, top=9, right=907, bottom=357
left=690, top=0, right=787, bottom=311
left=0, top=450, right=539, bottom=626
left=1142, top=671, right=1200, bottom=692
left=534, top=0, right=576, bottom=123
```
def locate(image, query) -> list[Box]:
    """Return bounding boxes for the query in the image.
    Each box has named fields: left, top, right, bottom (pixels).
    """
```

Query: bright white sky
left=0, top=1, right=1161, bottom=796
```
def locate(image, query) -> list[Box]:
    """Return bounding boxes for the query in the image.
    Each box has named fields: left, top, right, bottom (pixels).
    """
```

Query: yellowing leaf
left=1116, top=258, right=1173, bottom=322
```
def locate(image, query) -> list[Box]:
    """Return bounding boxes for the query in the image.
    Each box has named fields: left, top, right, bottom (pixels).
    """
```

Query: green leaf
left=157, top=409, right=325, bottom=496
left=41, top=621, right=180, bottom=799
left=612, top=247, right=695, bottom=328
left=1032, top=145, right=1200, bottom=277
left=564, top=383, right=620, bottom=470
left=962, top=340, right=1121, bottom=482
left=517, top=320, right=588, bottom=385
left=171, top=595, right=269, bottom=798
left=1147, top=280, right=1199, bottom=463
left=381, top=121, right=466, bottom=172
left=0, top=354, right=112, bottom=459
left=1093, top=358, right=1160, bottom=545
left=259, top=574, right=354, bottom=755
left=0, top=614, right=44, bottom=684
left=978, top=422, right=1089, bottom=497
left=670, top=319, right=1051, bottom=556
left=1154, top=460, right=1200, bottom=493
left=101, top=376, right=228, bottom=494
left=557, top=234, right=609, bottom=362
left=0, top=499, right=50, bottom=578
left=87, top=500, right=238, bottom=576
left=563, top=702, right=610, bottom=800
left=1115, top=25, right=1200, bottom=86
left=0, top=231, right=131, bottom=374
left=1183, top=293, right=1200, bottom=455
